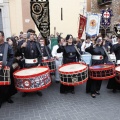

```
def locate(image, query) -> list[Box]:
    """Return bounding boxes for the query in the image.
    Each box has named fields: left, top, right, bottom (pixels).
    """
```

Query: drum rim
left=89, top=64, right=115, bottom=71
left=58, top=62, right=88, bottom=74
left=13, top=66, right=50, bottom=79
left=60, top=77, right=88, bottom=86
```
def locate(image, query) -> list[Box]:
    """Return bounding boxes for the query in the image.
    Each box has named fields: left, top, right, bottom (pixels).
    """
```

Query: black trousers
left=86, top=78, right=102, bottom=94
left=60, top=83, right=74, bottom=93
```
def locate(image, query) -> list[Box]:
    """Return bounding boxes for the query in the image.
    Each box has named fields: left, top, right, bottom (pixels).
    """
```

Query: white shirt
left=52, top=45, right=63, bottom=58
left=112, top=37, right=118, bottom=45
left=81, top=41, right=92, bottom=52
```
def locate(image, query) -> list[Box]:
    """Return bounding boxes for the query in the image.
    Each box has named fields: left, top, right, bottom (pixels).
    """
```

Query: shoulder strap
left=102, top=46, right=114, bottom=64
left=44, top=46, right=51, bottom=59
left=2, top=42, right=9, bottom=68
left=36, top=42, right=42, bottom=57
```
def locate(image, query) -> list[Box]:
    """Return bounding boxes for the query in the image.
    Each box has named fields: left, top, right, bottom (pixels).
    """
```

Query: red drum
left=13, top=66, right=51, bottom=92
left=41, top=59, right=56, bottom=73
left=89, top=64, right=115, bottom=80
left=58, top=62, right=88, bottom=86
left=0, top=66, right=10, bottom=85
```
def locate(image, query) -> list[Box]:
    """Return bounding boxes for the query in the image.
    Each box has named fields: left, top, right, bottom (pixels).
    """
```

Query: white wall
left=0, top=0, right=11, bottom=39
left=49, top=0, right=86, bottom=38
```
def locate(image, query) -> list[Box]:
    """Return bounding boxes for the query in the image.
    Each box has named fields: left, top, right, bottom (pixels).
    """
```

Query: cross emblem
left=103, top=11, right=110, bottom=18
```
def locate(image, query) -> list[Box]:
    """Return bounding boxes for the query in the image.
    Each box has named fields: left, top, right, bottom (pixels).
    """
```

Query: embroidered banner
left=78, top=14, right=86, bottom=39
left=100, top=8, right=113, bottom=29
left=86, top=13, right=101, bottom=37
left=30, top=0, right=50, bottom=39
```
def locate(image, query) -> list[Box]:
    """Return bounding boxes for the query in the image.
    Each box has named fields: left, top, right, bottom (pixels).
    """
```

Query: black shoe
left=7, top=98, right=14, bottom=103
left=56, top=81, right=60, bottom=83
left=91, top=94, right=96, bottom=98
left=22, top=92, right=27, bottom=97
left=0, top=102, right=2, bottom=108
left=71, top=91, right=75, bottom=94
left=112, top=89, right=117, bottom=93
left=96, top=91, right=100, bottom=95
left=36, top=91, right=42, bottom=96
left=60, top=91, right=68, bottom=94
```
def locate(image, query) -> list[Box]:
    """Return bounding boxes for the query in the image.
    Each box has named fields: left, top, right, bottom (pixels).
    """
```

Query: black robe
left=57, top=44, right=80, bottom=93
left=41, top=46, right=52, bottom=58
left=0, top=42, right=14, bottom=104
left=85, top=45, right=108, bottom=94
left=107, top=43, right=120, bottom=90
left=18, top=40, right=42, bottom=68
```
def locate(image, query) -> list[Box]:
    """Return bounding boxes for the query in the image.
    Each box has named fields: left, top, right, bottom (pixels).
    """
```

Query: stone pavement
left=0, top=80, right=120, bottom=120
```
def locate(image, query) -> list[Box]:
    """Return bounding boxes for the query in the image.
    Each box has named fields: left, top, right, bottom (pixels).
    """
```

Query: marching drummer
left=18, top=29, right=43, bottom=97
left=107, top=34, right=120, bottom=92
left=57, top=34, right=81, bottom=94
left=0, top=31, right=15, bottom=108
left=85, top=36, right=108, bottom=98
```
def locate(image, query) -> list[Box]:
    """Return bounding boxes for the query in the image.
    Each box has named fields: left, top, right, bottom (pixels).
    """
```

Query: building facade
left=87, top=0, right=120, bottom=35
left=0, top=0, right=87, bottom=39
left=0, top=0, right=11, bottom=38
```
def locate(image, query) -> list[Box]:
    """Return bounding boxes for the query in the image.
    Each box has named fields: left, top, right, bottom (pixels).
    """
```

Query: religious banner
left=30, top=0, right=50, bottom=39
left=86, top=13, right=101, bottom=37
left=100, top=7, right=113, bottom=29
left=78, top=14, right=86, bottom=39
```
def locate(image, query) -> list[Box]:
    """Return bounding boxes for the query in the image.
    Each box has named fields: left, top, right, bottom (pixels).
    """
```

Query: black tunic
left=85, top=45, right=108, bottom=94
left=57, top=44, right=80, bottom=93
left=0, top=42, right=14, bottom=104
left=18, top=40, right=42, bottom=68
left=41, top=46, right=52, bottom=58
left=107, top=43, right=120, bottom=90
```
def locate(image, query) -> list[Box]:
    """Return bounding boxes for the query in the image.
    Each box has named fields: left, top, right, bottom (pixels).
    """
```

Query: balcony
left=97, top=0, right=112, bottom=6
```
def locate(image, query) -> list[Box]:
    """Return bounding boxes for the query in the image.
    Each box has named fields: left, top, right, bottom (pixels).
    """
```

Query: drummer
left=57, top=34, right=81, bottom=94
left=85, top=36, right=108, bottom=98
left=107, top=34, right=120, bottom=92
left=18, top=29, right=42, bottom=97
left=39, top=37, right=52, bottom=60
left=0, top=31, right=14, bottom=108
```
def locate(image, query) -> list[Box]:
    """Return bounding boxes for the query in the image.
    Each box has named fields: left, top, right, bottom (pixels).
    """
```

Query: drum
left=41, top=59, right=56, bottom=73
left=58, top=62, right=88, bottom=86
left=0, top=66, right=10, bottom=85
left=89, top=64, right=115, bottom=80
left=13, top=66, right=51, bottom=92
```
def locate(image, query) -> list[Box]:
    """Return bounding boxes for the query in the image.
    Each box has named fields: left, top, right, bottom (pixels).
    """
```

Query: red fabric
left=78, top=14, right=86, bottom=39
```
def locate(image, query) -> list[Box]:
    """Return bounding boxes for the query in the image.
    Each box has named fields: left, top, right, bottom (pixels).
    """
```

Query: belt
left=25, top=58, right=38, bottom=64
left=117, top=60, right=120, bottom=65
left=92, top=55, right=103, bottom=60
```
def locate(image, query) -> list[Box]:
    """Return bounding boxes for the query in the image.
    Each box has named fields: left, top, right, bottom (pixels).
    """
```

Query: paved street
left=0, top=79, right=120, bottom=120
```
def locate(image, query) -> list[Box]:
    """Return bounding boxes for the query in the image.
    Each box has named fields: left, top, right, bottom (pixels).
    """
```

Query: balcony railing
left=97, top=0, right=112, bottom=6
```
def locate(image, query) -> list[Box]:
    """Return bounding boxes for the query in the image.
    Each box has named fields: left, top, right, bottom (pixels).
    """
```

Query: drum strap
left=102, top=46, right=114, bottom=64
left=2, top=43, right=8, bottom=68
left=74, top=45, right=85, bottom=62
left=36, top=42, right=43, bottom=57
left=44, top=46, right=51, bottom=59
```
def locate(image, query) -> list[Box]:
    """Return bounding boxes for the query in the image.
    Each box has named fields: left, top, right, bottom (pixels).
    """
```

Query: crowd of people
left=0, top=28, right=120, bottom=108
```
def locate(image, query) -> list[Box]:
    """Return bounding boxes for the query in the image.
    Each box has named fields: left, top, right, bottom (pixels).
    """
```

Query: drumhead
left=89, top=64, right=114, bottom=70
left=59, top=63, right=87, bottom=73
left=14, top=67, right=48, bottom=76
left=115, top=66, right=120, bottom=72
